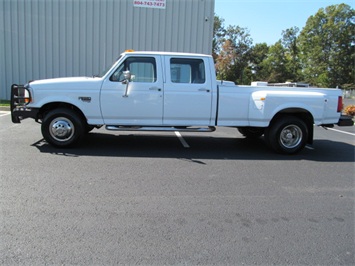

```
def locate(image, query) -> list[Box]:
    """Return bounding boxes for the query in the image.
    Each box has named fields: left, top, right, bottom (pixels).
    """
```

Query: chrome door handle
left=149, top=87, right=161, bottom=91
left=198, top=88, right=210, bottom=92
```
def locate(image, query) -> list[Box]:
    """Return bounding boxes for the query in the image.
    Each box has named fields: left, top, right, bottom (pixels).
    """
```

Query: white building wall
left=0, top=0, right=215, bottom=99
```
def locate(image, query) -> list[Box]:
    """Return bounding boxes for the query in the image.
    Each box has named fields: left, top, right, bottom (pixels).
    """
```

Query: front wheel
left=41, top=108, right=85, bottom=147
left=265, top=115, right=308, bottom=154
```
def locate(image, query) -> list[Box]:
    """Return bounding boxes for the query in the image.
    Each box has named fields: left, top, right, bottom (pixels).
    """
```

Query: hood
left=30, top=76, right=96, bottom=85
left=29, top=76, right=102, bottom=90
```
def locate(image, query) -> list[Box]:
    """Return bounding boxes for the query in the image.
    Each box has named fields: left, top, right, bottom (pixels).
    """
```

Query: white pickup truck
left=11, top=51, right=353, bottom=154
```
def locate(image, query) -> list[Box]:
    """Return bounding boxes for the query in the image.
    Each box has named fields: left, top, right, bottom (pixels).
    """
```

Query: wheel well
left=270, top=108, right=314, bottom=144
left=38, top=102, right=87, bottom=123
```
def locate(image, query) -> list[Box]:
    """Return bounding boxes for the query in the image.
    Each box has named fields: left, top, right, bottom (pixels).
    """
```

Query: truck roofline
left=121, top=51, right=212, bottom=58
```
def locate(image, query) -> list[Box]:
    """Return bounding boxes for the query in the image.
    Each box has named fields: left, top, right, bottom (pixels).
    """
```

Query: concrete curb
left=0, top=106, right=10, bottom=111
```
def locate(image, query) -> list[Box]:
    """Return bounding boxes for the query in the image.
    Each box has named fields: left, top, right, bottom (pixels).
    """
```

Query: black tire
left=265, top=115, right=308, bottom=154
left=238, top=127, right=264, bottom=138
left=41, top=108, right=85, bottom=147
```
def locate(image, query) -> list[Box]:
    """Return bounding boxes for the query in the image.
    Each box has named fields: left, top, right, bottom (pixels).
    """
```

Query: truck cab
left=99, top=52, right=216, bottom=126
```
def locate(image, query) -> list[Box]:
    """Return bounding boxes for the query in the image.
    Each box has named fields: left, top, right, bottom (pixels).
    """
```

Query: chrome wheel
left=49, top=117, right=75, bottom=142
left=279, top=125, right=303, bottom=149
left=42, top=108, right=85, bottom=147
left=265, top=115, right=308, bottom=154
left=41, top=108, right=86, bottom=148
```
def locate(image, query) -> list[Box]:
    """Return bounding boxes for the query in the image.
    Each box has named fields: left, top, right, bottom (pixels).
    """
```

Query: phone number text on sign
left=133, top=0, right=166, bottom=9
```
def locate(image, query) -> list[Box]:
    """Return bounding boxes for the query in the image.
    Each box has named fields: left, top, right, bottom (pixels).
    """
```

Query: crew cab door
left=163, top=56, right=213, bottom=125
left=100, top=55, right=163, bottom=125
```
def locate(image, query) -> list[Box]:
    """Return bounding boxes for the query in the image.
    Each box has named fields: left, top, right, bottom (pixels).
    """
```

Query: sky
left=214, top=0, right=355, bottom=45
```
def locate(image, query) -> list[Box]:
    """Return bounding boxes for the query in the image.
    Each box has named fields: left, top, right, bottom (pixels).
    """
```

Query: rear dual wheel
left=265, top=115, right=308, bottom=154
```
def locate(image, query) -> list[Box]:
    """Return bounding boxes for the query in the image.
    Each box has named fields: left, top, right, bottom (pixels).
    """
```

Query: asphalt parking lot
left=0, top=110, right=354, bottom=265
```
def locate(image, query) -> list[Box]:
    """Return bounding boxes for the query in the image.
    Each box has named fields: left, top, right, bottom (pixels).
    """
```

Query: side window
left=170, top=58, right=205, bottom=84
left=110, top=57, right=156, bottom=83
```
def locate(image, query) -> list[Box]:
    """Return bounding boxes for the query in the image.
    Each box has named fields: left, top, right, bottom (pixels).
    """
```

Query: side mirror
left=122, top=71, right=131, bottom=83
left=122, top=70, right=131, bottom=97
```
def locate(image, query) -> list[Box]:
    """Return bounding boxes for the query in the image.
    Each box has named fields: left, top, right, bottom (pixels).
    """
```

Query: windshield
left=94, top=56, right=122, bottom=78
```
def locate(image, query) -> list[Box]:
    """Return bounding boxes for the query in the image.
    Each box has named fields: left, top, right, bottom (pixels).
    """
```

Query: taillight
left=337, top=96, right=343, bottom=113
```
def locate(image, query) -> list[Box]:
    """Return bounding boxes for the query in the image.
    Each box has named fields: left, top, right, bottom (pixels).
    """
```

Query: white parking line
left=326, top=127, right=355, bottom=136
left=174, top=131, right=190, bottom=148
left=0, top=111, right=10, bottom=117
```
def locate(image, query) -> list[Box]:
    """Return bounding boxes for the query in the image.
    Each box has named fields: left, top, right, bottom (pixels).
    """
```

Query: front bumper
left=10, top=84, right=39, bottom=123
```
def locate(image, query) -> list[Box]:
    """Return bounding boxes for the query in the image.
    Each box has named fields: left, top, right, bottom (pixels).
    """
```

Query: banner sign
left=133, top=0, right=166, bottom=9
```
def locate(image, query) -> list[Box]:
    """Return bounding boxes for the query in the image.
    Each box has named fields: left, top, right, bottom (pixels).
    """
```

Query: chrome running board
left=106, top=126, right=216, bottom=132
